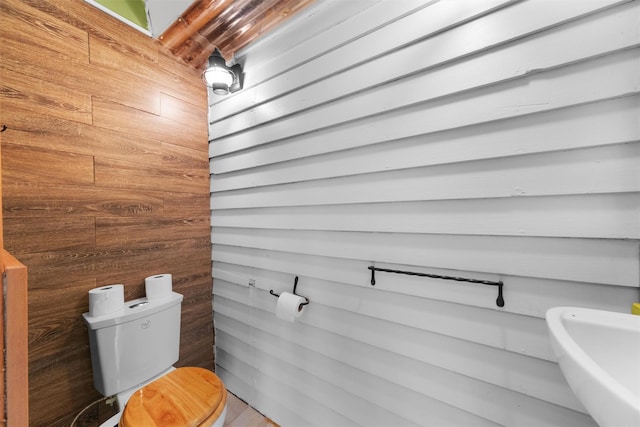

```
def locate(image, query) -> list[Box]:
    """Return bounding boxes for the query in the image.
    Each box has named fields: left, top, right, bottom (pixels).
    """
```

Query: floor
left=73, top=389, right=278, bottom=427
left=224, top=392, right=280, bottom=427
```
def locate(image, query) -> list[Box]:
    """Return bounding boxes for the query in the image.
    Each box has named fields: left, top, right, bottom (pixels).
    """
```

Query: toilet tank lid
left=83, top=292, right=183, bottom=330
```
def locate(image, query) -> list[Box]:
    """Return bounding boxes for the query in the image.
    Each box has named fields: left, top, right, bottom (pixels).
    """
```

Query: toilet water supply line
left=69, top=395, right=117, bottom=426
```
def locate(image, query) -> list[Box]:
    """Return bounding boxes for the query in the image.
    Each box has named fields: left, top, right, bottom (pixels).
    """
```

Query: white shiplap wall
left=209, top=0, right=640, bottom=425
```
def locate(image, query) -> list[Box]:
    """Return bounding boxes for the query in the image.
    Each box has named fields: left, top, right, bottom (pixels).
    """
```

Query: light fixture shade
left=202, top=49, right=243, bottom=95
left=203, top=67, right=234, bottom=94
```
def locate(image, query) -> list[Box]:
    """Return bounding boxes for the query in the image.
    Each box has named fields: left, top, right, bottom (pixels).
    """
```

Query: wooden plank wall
left=209, top=0, right=640, bottom=425
left=0, top=0, right=212, bottom=425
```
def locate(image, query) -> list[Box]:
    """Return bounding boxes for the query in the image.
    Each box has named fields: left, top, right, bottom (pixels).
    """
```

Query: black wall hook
left=270, top=276, right=310, bottom=306
left=1, top=125, right=7, bottom=132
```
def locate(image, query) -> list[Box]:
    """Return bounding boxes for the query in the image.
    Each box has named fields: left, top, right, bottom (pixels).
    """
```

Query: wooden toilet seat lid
left=120, top=367, right=227, bottom=427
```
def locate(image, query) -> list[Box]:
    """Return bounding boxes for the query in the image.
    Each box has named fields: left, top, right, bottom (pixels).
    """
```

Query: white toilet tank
left=83, top=292, right=183, bottom=396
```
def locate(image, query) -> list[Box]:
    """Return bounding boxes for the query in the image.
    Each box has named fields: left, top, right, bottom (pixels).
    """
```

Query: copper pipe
left=159, top=0, right=316, bottom=68
left=159, top=0, right=233, bottom=50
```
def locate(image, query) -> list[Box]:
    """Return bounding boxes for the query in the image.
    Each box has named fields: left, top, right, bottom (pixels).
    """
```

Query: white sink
left=546, top=307, right=640, bottom=427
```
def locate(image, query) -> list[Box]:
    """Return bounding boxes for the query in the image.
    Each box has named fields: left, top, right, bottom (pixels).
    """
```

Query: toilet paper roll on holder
left=269, top=276, right=310, bottom=307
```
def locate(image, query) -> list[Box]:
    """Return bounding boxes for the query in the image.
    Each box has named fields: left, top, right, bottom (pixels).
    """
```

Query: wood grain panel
left=87, top=32, right=159, bottom=72
left=157, top=51, right=207, bottom=108
left=87, top=35, right=177, bottom=115
left=16, top=238, right=210, bottom=289
left=161, top=93, right=209, bottom=135
left=17, top=245, right=213, bottom=395
left=1, top=68, right=92, bottom=125
left=1, top=0, right=211, bottom=424
left=2, top=37, right=161, bottom=116
left=163, top=142, right=210, bottom=169
left=0, top=0, right=89, bottom=61
left=93, top=154, right=162, bottom=189
left=0, top=105, right=161, bottom=160
left=95, top=155, right=209, bottom=193
left=36, top=0, right=159, bottom=64
left=28, top=346, right=96, bottom=427
left=15, top=249, right=105, bottom=291
left=89, top=36, right=206, bottom=111
left=175, top=270, right=214, bottom=303
left=3, top=182, right=164, bottom=218
left=165, top=192, right=211, bottom=217
left=90, top=239, right=211, bottom=287
left=93, top=98, right=207, bottom=151
left=96, top=217, right=210, bottom=247
left=177, top=333, right=216, bottom=370
left=28, top=280, right=96, bottom=369
left=3, top=217, right=95, bottom=254
left=158, top=48, right=202, bottom=80
left=179, top=300, right=215, bottom=368
left=2, top=144, right=94, bottom=185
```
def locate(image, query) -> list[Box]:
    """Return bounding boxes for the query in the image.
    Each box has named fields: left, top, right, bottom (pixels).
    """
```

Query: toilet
left=83, top=292, right=227, bottom=427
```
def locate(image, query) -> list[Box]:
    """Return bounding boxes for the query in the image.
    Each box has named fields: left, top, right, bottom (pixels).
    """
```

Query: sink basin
left=546, top=307, right=640, bottom=427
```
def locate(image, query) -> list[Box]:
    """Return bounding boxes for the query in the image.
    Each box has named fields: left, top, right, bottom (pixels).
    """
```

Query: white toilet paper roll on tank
left=89, top=284, right=125, bottom=317
left=145, top=274, right=173, bottom=299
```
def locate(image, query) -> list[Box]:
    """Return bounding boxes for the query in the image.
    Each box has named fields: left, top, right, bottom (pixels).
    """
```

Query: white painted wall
left=209, top=0, right=640, bottom=425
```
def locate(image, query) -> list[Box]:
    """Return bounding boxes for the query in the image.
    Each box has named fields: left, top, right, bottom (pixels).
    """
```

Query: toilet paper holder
left=269, top=276, right=310, bottom=306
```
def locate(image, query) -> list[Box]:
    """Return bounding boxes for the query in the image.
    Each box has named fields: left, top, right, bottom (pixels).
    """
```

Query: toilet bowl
left=120, top=367, right=227, bottom=427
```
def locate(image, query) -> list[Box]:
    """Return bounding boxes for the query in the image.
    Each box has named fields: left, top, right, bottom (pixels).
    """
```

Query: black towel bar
left=368, top=266, right=504, bottom=307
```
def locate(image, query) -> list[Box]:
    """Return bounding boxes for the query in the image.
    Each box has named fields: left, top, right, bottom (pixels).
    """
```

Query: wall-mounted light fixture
left=202, top=48, right=243, bottom=95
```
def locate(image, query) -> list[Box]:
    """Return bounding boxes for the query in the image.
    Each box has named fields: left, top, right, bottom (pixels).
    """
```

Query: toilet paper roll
left=89, top=284, right=125, bottom=317
left=145, top=274, right=172, bottom=300
left=276, top=292, right=306, bottom=322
